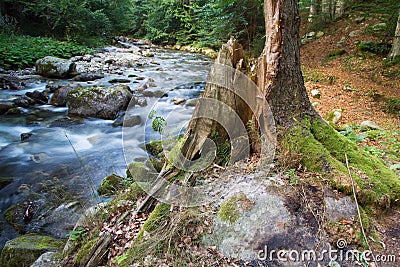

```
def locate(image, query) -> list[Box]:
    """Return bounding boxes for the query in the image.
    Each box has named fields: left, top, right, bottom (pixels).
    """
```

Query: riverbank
left=0, top=39, right=213, bottom=266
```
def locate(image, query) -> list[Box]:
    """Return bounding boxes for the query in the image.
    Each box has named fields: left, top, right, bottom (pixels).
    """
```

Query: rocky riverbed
left=0, top=40, right=212, bottom=255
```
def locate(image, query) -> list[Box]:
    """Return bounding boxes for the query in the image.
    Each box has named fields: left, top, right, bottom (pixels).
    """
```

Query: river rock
left=186, top=99, right=197, bottom=107
left=112, top=113, right=142, bottom=127
left=0, top=102, right=14, bottom=114
left=0, top=233, right=64, bottom=267
left=137, top=83, right=148, bottom=91
left=50, top=116, right=85, bottom=127
left=21, top=133, right=33, bottom=141
left=50, top=86, right=75, bottom=107
left=35, top=56, right=78, bottom=78
left=148, top=82, right=157, bottom=87
left=202, top=47, right=217, bottom=58
left=137, top=97, right=147, bottom=107
left=73, top=73, right=104, bottom=82
left=173, top=97, right=186, bottom=105
left=67, top=84, right=132, bottom=119
left=108, top=78, right=131, bottom=83
left=26, top=90, right=48, bottom=105
left=360, top=120, right=382, bottom=131
left=13, top=97, right=31, bottom=108
left=142, top=90, right=155, bottom=97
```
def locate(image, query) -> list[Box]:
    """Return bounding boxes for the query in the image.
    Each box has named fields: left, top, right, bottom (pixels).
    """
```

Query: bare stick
left=345, top=153, right=379, bottom=267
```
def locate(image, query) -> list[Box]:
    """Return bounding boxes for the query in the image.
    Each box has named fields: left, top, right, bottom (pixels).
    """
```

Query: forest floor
left=300, top=13, right=400, bottom=266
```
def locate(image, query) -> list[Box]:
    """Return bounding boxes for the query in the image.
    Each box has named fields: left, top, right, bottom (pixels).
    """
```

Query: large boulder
left=202, top=171, right=357, bottom=266
left=0, top=233, right=64, bottom=267
left=35, top=56, right=77, bottom=78
left=67, top=84, right=133, bottom=119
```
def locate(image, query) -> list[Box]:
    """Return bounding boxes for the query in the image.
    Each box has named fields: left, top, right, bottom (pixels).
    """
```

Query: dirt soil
left=300, top=13, right=400, bottom=267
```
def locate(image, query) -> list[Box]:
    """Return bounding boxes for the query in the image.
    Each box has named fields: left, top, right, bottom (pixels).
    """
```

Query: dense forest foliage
left=1, top=0, right=398, bottom=43
left=0, top=0, right=399, bottom=55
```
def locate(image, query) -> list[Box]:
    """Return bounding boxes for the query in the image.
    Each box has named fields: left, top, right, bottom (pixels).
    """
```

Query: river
left=0, top=44, right=212, bottom=249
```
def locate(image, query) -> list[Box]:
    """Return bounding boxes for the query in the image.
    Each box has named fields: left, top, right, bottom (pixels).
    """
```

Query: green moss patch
left=98, top=173, right=124, bottom=196
left=284, top=117, right=400, bottom=207
left=73, top=237, right=99, bottom=265
left=218, top=192, right=254, bottom=224
left=142, top=203, right=171, bottom=233
left=0, top=234, right=64, bottom=267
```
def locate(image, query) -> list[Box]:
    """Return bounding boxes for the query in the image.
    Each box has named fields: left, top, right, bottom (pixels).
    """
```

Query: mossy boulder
left=98, top=173, right=125, bottom=196
left=35, top=56, right=77, bottom=78
left=0, top=233, right=64, bottom=267
left=67, top=84, right=132, bottom=119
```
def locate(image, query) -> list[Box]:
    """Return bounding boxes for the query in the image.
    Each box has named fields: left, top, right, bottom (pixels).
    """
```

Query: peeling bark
left=259, top=0, right=317, bottom=128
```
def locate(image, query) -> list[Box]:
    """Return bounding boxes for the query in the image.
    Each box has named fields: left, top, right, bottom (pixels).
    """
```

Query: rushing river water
left=0, top=46, right=212, bottom=249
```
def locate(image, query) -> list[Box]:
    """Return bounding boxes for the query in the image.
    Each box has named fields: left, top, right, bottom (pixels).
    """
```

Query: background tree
left=389, top=9, right=400, bottom=59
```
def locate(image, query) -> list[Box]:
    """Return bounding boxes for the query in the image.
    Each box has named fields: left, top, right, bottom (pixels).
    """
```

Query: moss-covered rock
left=98, top=173, right=124, bottom=196
left=67, top=84, right=132, bottom=119
left=0, top=234, right=64, bottom=267
left=35, top=56, right=77, bottom=78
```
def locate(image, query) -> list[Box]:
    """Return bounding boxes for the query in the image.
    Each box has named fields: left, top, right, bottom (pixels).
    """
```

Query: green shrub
left=0, top=34, right=94, bottom=70
left=385, top=98, right=400, bottom=116
left=326, top=49, right=346, bottom=59
left=356, top=40, right=391, bottom=55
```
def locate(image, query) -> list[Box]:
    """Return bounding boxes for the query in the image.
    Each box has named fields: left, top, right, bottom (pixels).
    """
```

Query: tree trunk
left=256, top=0, right=400, bottom=208
left=308, top=0, right=320, bottom=23
left=389, top=9, right=400, bottom=59
left=321, top=0, right=332, bottom=20
left=258, top=0, right=317, bottom=127
left=334, top=0, right=346, bottom=19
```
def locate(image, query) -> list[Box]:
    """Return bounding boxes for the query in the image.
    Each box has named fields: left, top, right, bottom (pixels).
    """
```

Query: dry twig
left=345, top=153, right=379, bottom=267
